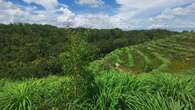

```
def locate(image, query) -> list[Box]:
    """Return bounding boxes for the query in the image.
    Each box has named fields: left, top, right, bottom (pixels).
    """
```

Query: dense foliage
left=0, top=24, right=175, bottom=79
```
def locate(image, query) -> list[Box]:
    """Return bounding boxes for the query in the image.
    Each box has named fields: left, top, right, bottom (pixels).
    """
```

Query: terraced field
left=89, top=33, right=195, bottom=74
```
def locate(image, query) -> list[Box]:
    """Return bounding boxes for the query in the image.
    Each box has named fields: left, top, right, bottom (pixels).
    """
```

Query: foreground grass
left=0, top=71, right=194, bottom=110
left=0, top=76, right=89, bottom=110
left=93, top=71, right=195, bottom=110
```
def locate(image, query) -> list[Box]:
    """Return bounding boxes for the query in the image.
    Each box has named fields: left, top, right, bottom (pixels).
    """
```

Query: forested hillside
left=0, top=24, right=175, bottom=79
left=0, top=24, right=194, bottom=110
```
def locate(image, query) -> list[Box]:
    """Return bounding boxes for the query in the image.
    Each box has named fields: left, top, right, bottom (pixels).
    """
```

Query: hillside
left=0, top=24, right=174, bottom=79
left=89, top=33, right=195, bottom=75
left=0, top=24, right=195, bottom=110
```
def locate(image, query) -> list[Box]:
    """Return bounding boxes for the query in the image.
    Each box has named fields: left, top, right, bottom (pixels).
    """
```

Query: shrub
left=0, top=82, right=33, bottom=110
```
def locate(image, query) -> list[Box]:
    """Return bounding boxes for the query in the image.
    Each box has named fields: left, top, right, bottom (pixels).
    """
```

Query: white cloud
left=0, top=0, right=25, bottom=24
left=0, top=0, right=195, bottom=31
left=149, top=3, right=195, bottom=31
left=108, top=0, right=195, bottom=30
left=57, top=8, right=76, bottom=27
left=22, top=0, right=59, bottom=10
left=0, top=0, right=73, bottom=26
left=76, top=0, right=104, bottom=7
left=74, top=14, right=113, bottom=28
left=115, top=0, right=195, bottom=18
left=152, top=3, right=195, bottom=21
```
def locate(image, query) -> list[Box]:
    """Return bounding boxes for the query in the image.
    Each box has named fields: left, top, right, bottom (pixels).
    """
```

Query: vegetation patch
left=0, top=24, right=195, bottom=109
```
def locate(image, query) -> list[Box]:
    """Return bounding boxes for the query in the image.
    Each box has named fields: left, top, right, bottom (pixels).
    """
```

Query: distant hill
left=88, top=33, right=195, bottom=75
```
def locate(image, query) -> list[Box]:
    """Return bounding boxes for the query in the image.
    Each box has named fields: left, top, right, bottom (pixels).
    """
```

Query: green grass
left=151, top=52, right=170, bottom=72
left=133, top=48, right=153, bottom=72
left=88, top=33, right=195, bottom=75
left=108, top=47, right=134, bottom=67
left=129, top=49, right=146, bottom=73
left=92, top=71, right=195, bottom=110
left=135, top=45, right=163, bottom=72
left=87, top=47, right=134, bottom=75
left=1, top=71, right=194, bottom=110
left=0, top=76, right=88, bottom=110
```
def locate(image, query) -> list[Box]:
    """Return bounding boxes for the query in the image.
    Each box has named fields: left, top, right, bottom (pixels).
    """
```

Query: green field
left=89, top=33, right=195, bottom=75
left=0, top=24, right=195, bottom=110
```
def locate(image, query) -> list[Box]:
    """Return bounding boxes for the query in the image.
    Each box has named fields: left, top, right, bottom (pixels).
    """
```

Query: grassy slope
left=88, top=33, right=195, bottom=75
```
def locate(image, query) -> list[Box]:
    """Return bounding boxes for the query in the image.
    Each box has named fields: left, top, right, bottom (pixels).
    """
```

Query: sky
left=0, top=0, right=195, bottom=31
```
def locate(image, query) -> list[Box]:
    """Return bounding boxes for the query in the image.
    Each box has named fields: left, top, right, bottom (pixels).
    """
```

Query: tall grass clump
left=92, top=71, right=195, bottom=110
left=0, top=71, right=194, bottom=110
left=0, top=82, right=33, bottom=110
left=93, top=70, right=150, bottom=110
left=126, top=92, right=184, bottom=110
left=0, top=76, right=88, bottom=110
left=139, top=73, right=195, bottom=109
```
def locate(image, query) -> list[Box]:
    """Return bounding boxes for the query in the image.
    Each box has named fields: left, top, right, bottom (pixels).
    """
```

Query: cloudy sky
left=0, top=0, right=195, bottom=31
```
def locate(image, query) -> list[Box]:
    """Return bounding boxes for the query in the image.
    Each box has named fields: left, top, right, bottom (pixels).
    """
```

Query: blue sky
left=0, top=0, right=195, bottom=31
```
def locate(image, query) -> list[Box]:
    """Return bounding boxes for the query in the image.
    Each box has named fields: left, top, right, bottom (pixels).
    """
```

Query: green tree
left=59, top=33, right=95, bottom=75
